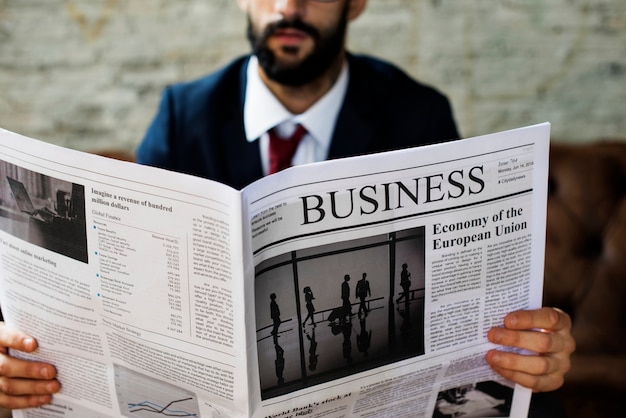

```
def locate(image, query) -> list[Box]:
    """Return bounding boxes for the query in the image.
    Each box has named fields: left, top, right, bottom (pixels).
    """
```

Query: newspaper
left=0, top=123, right=550, bottom=418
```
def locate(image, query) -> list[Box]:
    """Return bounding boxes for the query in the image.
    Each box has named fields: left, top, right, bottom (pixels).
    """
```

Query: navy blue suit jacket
left=137, top=54, right=459, bottom=190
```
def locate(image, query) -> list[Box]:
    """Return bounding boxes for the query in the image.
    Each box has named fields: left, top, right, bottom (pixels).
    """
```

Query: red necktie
left=268, top=124, right=307, bottom=174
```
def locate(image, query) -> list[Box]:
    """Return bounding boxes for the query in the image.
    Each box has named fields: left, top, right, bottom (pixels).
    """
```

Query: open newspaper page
left=242, top=123, right=550, bottom=418
left=0, top=123, right=550, bottom=418
left=0, top=128, right=252, bottom=417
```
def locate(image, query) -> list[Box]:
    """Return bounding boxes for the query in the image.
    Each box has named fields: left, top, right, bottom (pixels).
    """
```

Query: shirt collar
left=243, top=55, right=348, bottom=150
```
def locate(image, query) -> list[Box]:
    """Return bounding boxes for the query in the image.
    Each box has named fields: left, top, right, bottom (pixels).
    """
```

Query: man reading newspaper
left=0, top=0, right=574, bottom=416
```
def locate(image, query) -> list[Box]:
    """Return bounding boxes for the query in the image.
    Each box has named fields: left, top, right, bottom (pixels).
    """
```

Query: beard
left=246, top=10, right=348, bottom=86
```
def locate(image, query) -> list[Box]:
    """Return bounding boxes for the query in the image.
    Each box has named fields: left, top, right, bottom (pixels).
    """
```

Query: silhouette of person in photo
left=302, top=286, right=316, bottom=328
left=270, top=293, right=281, bottom=342
left=356, top=272, right=371, bottom=318
left=357, top=317, right=372, bottom=357
left=274, top=343, right=285, bottom=385
left=306, top=328, right=318, bottom=371
left=396, top=263, right=412, bottom=311
left=341, top=274, right=352, bottom=323
left=342, top=321, right=353, bottom=366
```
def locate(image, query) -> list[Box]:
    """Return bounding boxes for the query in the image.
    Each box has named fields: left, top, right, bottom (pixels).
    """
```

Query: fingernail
left=46, top=382, right=58, bottom=392
left=507, top=313, right=518, bottom=327
left=40, top=367, right=51, bottom=379
left=23, top=337, right=35, bottom=349
left=490, top=329, right=503, bottom=343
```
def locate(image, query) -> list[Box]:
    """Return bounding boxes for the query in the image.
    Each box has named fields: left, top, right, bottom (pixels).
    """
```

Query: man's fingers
left=487, top=327, right=568, bottom=354
left=0, top=324, right=38, bottom=354
left=503, top=307, right=572, bottom=332
left=486, top=349, right=570, bottom=392
left=487, top=361, right=565, bottom=393
left=486, top=349, right=568, bottom=377
left=0, top=362, right=60, bottom=410
left=0, top=375, right=60, bottom=397
left=0, top=349, right=60, bottom=410
left=488, top=309, right=576, bottom=356
left=486, top=307, right=575, bottom=392
left=0, top=392, right=55, bottom=410
left=0, top=353, right=57, bottom=380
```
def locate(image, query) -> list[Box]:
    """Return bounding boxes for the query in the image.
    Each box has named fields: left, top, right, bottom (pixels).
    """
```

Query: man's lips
left=271, top=28, right=309, bottom=46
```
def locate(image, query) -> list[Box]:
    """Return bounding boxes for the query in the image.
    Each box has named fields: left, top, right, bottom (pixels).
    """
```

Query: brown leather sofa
left=544, top=141, right=626, bottom=418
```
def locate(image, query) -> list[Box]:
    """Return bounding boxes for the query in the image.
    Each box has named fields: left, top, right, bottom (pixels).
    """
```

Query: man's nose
left=273, top=0, right=306, bottom=20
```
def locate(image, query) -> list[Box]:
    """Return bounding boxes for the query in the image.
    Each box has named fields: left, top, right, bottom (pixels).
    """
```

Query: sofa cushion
left=544, top=141, right=626, bottom=418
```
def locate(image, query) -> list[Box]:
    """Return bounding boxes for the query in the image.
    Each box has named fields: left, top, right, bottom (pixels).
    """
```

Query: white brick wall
left=0, top=0, right=624, bottom=154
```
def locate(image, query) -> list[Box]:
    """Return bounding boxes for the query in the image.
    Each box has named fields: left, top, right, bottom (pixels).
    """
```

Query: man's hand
left=0, top=323, right=60, bottom=409
left=486, top=307, right=576, bottom=392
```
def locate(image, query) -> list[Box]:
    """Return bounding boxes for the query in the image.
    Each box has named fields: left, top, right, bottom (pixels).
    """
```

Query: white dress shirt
left=243, top=55, right=349, bottom=175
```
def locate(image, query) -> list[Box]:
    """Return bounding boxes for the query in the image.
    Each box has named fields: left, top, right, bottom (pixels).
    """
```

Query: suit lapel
left=328, top=55, right=378, bottom=160
left=328, top=101, right=376, bottom=160
left=220, top=118, right=263, bottom=190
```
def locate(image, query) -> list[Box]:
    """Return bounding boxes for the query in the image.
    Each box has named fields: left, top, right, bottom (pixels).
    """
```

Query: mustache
left=263, top=18, right=320, bottom=40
